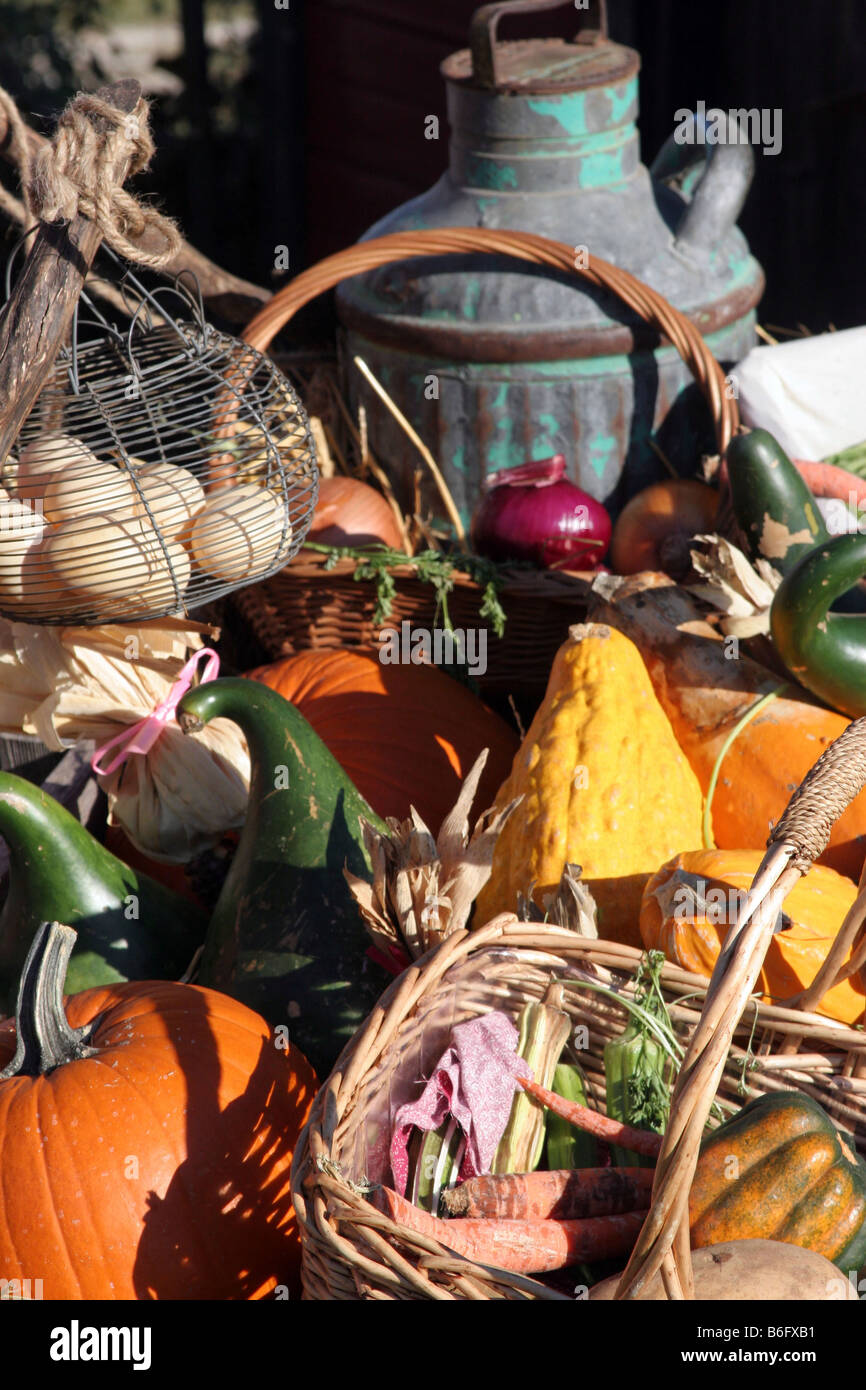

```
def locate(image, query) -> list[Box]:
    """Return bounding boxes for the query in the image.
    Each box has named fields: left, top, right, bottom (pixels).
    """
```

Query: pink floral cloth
left=390, top=1011, right=532, bottom=1195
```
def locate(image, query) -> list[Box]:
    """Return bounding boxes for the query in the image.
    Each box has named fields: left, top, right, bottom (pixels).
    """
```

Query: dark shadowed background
left=1, top=0, right=865, bottom=334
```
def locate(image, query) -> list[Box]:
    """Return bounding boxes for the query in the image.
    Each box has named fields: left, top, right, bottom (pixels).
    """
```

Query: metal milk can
left=336, top=0, right=764, bottom=522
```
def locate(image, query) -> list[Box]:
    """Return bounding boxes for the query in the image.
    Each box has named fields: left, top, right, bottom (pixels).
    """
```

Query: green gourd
left=178, top=678, right=388, bottom=1076
left=771, top=533, right=866, bottom=717
left=0, top=772, right=206, bottom=1004
left=727, top=428, right=828, bottom=577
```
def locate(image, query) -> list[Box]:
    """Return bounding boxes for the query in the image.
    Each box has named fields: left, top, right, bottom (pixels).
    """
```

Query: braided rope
left=0, top=84, right=180, bottom=269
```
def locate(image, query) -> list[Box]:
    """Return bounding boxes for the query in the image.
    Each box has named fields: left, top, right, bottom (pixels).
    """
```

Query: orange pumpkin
left=640, top=848, right=866, bottom=1025
left=593, top=578, right=866, bottom=880
left=0, top=923, right=317, bottom=1300
left=246, top=648, right=519, bottom=829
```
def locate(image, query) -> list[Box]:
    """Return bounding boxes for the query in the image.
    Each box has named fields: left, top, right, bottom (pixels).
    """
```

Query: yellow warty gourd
left=475, top=623, right=705, bottom=947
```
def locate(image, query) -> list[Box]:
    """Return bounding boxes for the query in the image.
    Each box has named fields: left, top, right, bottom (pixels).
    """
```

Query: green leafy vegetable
left=603, top=950, right=675, bottom=1168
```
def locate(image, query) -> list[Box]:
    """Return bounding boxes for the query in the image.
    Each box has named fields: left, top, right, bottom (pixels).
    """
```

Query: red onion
left=470, top=455, right=611, bottom=571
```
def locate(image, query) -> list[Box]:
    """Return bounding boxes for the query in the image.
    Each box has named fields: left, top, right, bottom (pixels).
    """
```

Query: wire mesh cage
left=0, top=243, right=318, bottom=626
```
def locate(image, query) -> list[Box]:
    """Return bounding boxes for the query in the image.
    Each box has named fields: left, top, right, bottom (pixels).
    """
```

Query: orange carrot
left=375, top=1186, right=647, bottom=1273
left=441, top=1166, right=655, bottom=1221
left=518, top=1075, right=663, bottom=1159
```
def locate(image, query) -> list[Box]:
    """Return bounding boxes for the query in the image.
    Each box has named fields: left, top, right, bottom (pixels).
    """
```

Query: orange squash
left=593, top=576, right=866, bottom=880
left=640, top=848, right=866, bottom=1025
left=245, top=647, right=519, bottom=830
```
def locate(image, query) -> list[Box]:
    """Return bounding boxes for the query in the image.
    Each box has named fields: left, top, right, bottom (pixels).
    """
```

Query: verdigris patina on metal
left=337, top=0, right=764, bottom=523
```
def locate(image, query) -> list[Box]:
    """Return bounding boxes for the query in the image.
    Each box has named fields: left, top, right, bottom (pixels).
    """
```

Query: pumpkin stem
left=0, top=923, right=96, bottom=1078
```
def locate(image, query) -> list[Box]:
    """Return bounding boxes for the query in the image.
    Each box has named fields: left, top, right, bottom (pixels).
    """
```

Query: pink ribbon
left=90, top=647, right=220, bottom=777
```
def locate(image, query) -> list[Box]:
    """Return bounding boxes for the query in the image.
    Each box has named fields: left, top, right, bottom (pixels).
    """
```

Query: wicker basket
left=291, top=725, right=866, bottom=1301
left=233, top=228, right=739, bottom=690
left=232, top=554, right=594, bottom=697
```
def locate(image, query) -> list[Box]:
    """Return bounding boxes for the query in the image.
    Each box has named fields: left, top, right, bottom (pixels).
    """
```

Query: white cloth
left=735, top=327, right=866, bottom=460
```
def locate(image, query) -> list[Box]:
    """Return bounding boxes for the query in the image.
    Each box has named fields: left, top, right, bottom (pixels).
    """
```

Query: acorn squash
left=690, top=1092, right=866, bottom=1272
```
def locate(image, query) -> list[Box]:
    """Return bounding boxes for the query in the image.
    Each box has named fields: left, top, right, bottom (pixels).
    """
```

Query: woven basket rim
left=292, top=916, right=866, bottom=1301
left=273, top=549, right=597, bottom=591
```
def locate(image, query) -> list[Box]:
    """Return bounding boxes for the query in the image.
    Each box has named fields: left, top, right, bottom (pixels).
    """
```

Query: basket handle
left=242, top=228, right=740, bottom=456
left=617, top=717, right=866, bottom=1300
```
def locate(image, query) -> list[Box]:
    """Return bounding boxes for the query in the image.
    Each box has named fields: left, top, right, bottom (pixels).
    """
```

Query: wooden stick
left=755, top=324, right=779, bottom=346
left=648, top=437, right=678, bottom=480
left=353, top=354, right=467, bottom=545
left=0, top=80, right=142, bottom=464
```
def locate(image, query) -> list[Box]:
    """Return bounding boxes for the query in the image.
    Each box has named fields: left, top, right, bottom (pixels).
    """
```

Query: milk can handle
left=651, top=108, right=756, bottom=255
left=470, top=0, right=608, bottom=89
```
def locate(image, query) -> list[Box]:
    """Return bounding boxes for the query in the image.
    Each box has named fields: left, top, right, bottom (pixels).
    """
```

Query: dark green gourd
left=0, top=772, right=206, bottom=1005
left=178, top=677, right=388, bottom=1075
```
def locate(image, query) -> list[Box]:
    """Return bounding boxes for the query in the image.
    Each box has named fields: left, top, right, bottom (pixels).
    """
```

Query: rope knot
left=3, top=84, right=181, bottom=269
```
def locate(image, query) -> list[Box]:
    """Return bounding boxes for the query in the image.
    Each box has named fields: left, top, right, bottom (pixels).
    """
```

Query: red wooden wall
left=303, top=0, right=574, bottom=260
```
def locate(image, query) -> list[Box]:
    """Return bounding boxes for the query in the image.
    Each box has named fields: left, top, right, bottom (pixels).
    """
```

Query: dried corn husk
left=491, top=981, right=572, bottom=1174
left=346, top=749, right=521, bottom=962
left=517, top=862, right=599, bottom=938
left=686, top=533, right=781, bottom=637
left=0, top=619, right=250, bottom=861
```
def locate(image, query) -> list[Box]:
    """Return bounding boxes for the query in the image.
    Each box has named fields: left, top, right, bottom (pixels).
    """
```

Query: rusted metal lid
left=442, top=36, right=640, bottom=95
left=442, top=0, right=638, bottom=94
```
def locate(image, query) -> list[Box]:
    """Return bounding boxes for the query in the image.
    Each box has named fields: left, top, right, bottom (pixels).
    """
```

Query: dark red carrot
left=441, top=1166, right=655, bottom=1221
left=517, top=1075, right=663, bottom=1159
left=375, top=1186, right=647, bottom=1273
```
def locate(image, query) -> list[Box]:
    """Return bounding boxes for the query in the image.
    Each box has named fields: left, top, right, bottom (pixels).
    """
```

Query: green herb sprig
left=303, top=542, right=509, bottom=637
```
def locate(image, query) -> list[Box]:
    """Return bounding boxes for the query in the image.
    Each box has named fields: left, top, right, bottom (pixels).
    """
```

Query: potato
left=589, top=1238, right=857, bottom=1301
left=190, top=482, right=290, bottom=582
